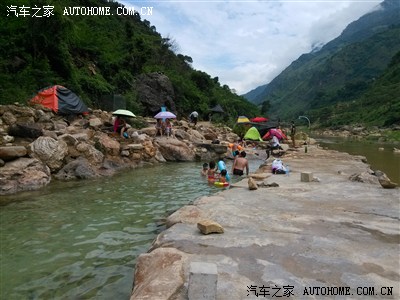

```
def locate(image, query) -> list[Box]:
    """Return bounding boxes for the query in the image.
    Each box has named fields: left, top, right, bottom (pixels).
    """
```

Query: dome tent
left=30, top=85, right=89, bottom=115
left=244, top=126, right=262, bottom=141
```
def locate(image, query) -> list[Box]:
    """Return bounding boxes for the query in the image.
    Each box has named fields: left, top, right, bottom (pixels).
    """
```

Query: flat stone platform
left=131, top=145, right=399, bottom=299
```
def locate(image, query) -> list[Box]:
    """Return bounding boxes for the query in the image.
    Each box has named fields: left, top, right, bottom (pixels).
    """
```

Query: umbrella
left=112, top=109, right=136, bottom=118
left=237, top=116, right=250, bottom=124
left=154, top=111, right=176, bottom=119
left=251, top=117, right=268, bottom=123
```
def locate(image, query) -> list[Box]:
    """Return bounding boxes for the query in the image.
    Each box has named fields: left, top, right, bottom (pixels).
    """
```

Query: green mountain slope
left=0, top=0, right=259, bottom=121
left=244, top=0, right=400, bottom=127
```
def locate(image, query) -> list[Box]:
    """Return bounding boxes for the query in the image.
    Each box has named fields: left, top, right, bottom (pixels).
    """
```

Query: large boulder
left=156, top=138, right=195, bottom=161
left=0, top=158, right=51, bottom=195
left=131, top=247, right=188, bottom=300
left=134, top=72, right=176, bottom=115
left=30, top=136, right=68, bottom=172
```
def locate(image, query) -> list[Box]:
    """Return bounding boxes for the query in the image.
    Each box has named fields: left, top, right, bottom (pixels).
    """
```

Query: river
left=0, top=159, right=261, bottom=300
left=316, top=137, right=400, bottom=184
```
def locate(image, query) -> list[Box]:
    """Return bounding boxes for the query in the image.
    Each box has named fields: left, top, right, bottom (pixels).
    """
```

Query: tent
left=244, top=126, right=262, bottom=141
left=237, top=116, right=251, bottom=124
left=262, top=128, right=288, bottom=140
left=209, top=104, right=224, bottom=113
left=30, top=85, right=89, bottom=115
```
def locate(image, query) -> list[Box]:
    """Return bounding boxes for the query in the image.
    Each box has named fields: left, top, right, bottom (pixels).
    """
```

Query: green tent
left=244, top=126, right=262, bottom=141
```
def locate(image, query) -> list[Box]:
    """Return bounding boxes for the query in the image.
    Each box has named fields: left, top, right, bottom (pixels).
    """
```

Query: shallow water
left=316, top=137, right=400, bottom=184
left=0, top=159, right=260, bottom=299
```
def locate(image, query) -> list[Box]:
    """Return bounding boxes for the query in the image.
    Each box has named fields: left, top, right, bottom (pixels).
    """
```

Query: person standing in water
left=232, top=151, right=249, bottom=176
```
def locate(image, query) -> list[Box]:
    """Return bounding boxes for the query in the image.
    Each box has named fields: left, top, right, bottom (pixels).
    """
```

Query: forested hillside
left=244, top=0, right=400, bottom=127
left=0, top=0, right=259, bottom=121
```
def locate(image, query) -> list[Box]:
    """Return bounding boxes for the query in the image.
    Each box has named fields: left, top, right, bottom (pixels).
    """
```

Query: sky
left=120, top=0, right=382, bottom=94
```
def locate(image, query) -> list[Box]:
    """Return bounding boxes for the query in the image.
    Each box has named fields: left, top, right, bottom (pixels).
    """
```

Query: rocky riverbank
left=0, top=104, right=246, bottom=195
left=130, top=145, right=399, bottom=299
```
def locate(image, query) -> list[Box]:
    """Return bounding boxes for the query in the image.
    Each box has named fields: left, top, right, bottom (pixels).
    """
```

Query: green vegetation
left=0, top=0, right=259, bottom=123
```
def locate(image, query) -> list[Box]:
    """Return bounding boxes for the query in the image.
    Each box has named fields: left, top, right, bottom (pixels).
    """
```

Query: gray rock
left=54, top=157, right=97, bottom=180
left=30, top=136, right=68, bottom=172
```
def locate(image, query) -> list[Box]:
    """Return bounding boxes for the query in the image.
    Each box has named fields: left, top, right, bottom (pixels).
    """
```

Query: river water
left=316, top=137, right=400, bottom=184
left=0, top=159, right=261, bottom=300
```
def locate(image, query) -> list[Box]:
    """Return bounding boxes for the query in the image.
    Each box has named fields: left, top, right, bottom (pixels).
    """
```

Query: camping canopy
left=244, top=126, right=262, bottom=141
left=210, top=104, right=224, bottom=113
left=30, top=85, right=89, bottom=115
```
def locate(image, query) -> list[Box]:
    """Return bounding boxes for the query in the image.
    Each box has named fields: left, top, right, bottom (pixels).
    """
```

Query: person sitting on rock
left=155, top=119, right=164, bottom=136
left=114, top=116, right=128, bottom=138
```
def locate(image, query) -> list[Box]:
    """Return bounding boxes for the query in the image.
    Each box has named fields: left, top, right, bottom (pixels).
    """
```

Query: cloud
left=122, top=0, right=380, bottom=94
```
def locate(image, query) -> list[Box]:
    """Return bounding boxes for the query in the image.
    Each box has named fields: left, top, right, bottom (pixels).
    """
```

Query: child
left=219, top=169, right=227, bottom=183
left=165, top=119, right=172, bottom=137
left=207, top=161, right=218, bottom=182
left=201, top=163, right=209, bottom=176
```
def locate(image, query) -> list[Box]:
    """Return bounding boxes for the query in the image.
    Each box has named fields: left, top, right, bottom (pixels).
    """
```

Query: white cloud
left=122, top=0, right=381, bottom=94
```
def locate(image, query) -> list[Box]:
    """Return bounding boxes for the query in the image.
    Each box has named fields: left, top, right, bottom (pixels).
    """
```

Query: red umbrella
left=251, top=117, right=268, bottom=123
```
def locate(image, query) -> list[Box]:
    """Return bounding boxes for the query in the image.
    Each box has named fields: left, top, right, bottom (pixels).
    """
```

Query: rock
left=248, top=177, right=258, bottom=190
left=1, top=111, right=17, bottom=125
left=0, top=158, right=51, bottom=195
left=0, top=159, right=4, bottom=167
left=131, top=247, right=188, bottom=300
left=8, top=123, right=43, bottom=138
left=139, top=127, right=157, bottom=137
left=0, top=146, right=27, bottom=161
left=257, top=182, right=279, bottom=188
left=54, top=157, right=97, bottom=180
left=166, top=206, right=206, bottom=228
left=349, top=171, right=379, bottom=185
left=2, top=135, right=14, bottom=143
left=197, top=219, right=224, bottom=234
left=95, top=133, right=120, bottom=156
left=30, top=136, right=68, bottom=172
left=375, top=170, right=398, bottom=189
left=156, top=138, right=195, bottom=161
left=134, top=72, right=176, bottom=115
left=89, top=117, right=103, bottom=128
left=76, top=142, right=104, bottom=166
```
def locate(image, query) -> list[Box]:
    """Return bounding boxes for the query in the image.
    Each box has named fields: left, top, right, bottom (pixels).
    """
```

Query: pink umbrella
left=154, top=111, right=176, bottom=119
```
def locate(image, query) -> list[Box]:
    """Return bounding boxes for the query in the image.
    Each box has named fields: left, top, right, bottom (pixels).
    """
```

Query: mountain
left=243, top=0, right=400, bottom=127
left=0, top=0, right=259, bottom=121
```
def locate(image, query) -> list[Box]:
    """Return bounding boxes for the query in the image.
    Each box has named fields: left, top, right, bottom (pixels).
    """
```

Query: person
left=219, top=169, right=227, bottom=183
left=201, top=163, right=209, bottom=176
left=232, top=151, right=249, bottom=176
left=189, top=111, right=198, bottom=125
left=231, top=139, right=243, bottom=157
left=266, top=135, right=284, bottom=158
left=113, top=115, right=128, bottom=138
left=207, top=161, right=218, bottom=182
left=155, top=119, right=164, bottom=136
left=165, top=119, right=172, bottom=137
left=290, top=121, right=296, bottom=148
